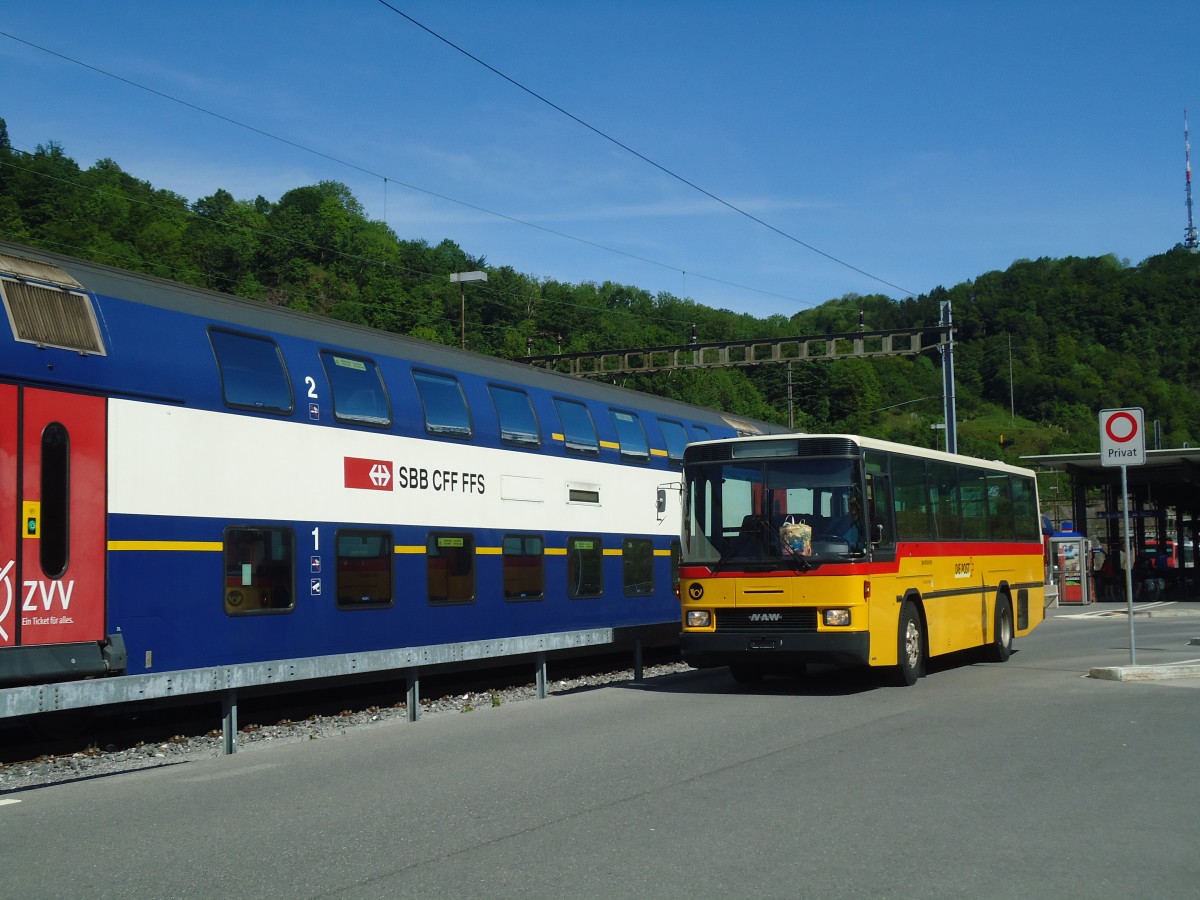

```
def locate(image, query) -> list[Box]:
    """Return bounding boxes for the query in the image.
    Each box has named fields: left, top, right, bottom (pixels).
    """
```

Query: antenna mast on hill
left=1186, top=108, right=1199, bottom=251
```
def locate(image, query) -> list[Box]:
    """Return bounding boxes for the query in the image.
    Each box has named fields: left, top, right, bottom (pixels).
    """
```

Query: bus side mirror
left=656, top=489, right=667, bottom=514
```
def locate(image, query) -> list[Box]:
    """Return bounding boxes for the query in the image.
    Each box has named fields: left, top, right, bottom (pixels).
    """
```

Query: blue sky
left=1, top=1, right=1196, bottom=320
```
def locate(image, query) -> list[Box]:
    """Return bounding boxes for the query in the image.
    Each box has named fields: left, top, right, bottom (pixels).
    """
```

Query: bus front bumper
left=681, top=631, right=871, bottom=669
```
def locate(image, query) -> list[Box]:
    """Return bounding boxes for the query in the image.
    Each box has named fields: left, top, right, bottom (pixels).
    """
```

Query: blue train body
left=0, top=241, right=775, bottom=686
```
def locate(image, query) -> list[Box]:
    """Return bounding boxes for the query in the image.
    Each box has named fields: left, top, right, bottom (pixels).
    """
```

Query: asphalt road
left=4, top=602, right=1199, bottom=900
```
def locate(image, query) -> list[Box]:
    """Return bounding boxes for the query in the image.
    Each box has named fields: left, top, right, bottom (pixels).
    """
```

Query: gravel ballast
left=0, top=661, right=691, bottom=793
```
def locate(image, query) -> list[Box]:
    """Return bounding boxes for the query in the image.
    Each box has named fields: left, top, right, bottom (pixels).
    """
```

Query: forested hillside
left=3, top=118, right=1199, bottom=459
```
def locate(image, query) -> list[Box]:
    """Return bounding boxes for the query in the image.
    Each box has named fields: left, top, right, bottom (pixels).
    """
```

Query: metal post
left=940, top=300, right=958, bottom=454
left=787, top=361, right=794, bottom=430
left=535, top=652, right=547, bottom=699
left=449, top=271, right=487, bottom=351
left=406, top=667, right=420, bottom=722
left=1122, top=465, right=1136, bottom=665
left=632, top=638, right=644, bottom=683
left=221, top=689, right=238, bottom=755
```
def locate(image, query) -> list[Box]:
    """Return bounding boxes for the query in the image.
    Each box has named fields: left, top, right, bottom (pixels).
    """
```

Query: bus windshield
left=684, top=457, right=865, bottom=567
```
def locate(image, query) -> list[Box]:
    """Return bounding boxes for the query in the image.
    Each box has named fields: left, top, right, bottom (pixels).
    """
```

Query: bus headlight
left=823, top=608, right=851, bottom=627
left=686, top=610, right=711, bottom=628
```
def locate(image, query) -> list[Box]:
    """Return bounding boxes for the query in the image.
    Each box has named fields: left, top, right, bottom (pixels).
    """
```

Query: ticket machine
left=1050, top=523, right=1093, bottom=605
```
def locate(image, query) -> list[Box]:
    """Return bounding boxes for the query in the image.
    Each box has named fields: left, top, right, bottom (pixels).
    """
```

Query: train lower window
left=622, top=538, right=654, bottom=596
left=427, top=533, right=475, bottom=604
left=39, top=422, right=69, bottom=579
left=553, top=398, right=599, bottom=455
left=209, top=328, right=294, bottom=414
left=567, top=536, right=603, bottom=599
left=321, top=351, right=391, bottom=426
left=610, top=409, right=649, bottom=461
left=336, top=531, right=393, bottom=608
left=413, top=370, right=472, bottom=438
left=489, top=384, right=540, bottom=447
left=223, top=527, right=295, bottom=614
left=503, top=534, right=545, bottom=600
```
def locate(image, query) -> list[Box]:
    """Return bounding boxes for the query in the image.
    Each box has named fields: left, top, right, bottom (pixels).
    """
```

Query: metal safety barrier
left=1, top=628, right=615, bottom=753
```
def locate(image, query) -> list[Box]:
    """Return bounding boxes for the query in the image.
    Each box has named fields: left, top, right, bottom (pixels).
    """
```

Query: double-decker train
left=0, top=240, right=778, bottom=690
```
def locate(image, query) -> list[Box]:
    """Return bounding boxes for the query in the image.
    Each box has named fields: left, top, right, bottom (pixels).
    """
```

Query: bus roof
left=685, top=432, right=1039, bottom=478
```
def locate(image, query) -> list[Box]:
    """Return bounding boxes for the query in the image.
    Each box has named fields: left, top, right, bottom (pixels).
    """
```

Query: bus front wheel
left=889, top=601, right=924, bottom=686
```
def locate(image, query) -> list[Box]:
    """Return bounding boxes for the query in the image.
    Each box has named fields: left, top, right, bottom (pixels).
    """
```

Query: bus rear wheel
left=888, top=601, right=924, bottom=686
left=985, top=595, right=1014, bottom=663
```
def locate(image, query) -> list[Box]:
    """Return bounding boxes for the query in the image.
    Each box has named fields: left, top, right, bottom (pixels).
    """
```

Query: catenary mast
left=1187, top=108, right=1199, bottom=251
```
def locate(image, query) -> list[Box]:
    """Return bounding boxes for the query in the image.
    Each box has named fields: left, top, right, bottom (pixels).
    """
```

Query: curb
left=1089, top=665, right=1200, bottom=682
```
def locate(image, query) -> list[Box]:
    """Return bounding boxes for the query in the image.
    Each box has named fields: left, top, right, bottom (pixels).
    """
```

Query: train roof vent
left=720, top=413, right=767, bottom=436
left=0, top=253, right=107, bottom=355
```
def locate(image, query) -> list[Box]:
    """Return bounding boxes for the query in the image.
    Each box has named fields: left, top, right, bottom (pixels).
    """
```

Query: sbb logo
left=344, top=457, right=393, bottom=491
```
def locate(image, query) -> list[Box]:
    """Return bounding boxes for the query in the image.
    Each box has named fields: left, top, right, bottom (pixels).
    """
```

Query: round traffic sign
left=1104, top=411, right=1139, bottom=443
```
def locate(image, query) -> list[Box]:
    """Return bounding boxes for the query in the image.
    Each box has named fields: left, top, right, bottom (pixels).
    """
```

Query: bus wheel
left=729, top=664, right=764, bottom=686
left=889, top=601, right=923, bottom=686
left=986, top=595, right=1014, bottom=663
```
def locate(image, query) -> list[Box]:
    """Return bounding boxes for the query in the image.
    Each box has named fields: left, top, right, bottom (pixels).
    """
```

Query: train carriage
left=0, top=241, right=778, bottom=686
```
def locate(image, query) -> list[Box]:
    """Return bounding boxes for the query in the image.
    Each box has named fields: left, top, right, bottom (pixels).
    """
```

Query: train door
left=1, top=386, right=107, bottom=657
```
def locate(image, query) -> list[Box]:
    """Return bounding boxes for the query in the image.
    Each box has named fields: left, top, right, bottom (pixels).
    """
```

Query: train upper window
left=567, top=536, right=603, bottom=599
left=209, top=329, right=294, bottom=414
left=691, top=423, right=712, bottom=441
left=427, top=533, right=476, bottom=604
left=321, top=351, right=391, bottom=427
left=553, top=398, right=598, bottom=455
left=622, top=538, right=654, bottom=596
left=610, top=409, right=649, bottom=462
left=503, top=534, right=545, bottom=601
left=223, top=526, right=295, bottom=615
left=658, top=419, right=690, bottom=462
left=489, top=384, right=540, bottom=447
left=413, top=371, right=472, bottom=438
left=336, top=531, right=393, bottom=608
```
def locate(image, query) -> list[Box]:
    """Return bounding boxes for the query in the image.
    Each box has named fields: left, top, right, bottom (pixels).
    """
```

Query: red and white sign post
left=1100, top=408, right=1145, bottom=664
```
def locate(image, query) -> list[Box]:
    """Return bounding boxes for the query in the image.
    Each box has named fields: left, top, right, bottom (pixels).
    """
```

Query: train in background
left=0, top=240, right=781, bottom=688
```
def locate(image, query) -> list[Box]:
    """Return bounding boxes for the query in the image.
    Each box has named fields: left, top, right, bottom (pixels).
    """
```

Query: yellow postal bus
left=679, top=434, right=1046, bottom=686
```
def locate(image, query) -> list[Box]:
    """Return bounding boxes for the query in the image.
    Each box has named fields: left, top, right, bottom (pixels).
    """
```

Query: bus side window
left=866, top=473, right=894, bottom=546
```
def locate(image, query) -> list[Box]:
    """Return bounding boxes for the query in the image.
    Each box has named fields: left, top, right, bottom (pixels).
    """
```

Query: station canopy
left=1022, top=448, right=1200, bottom=520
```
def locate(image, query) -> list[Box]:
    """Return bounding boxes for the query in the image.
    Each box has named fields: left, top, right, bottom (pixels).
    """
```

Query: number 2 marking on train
left=305, top=376, right=318, bottom=399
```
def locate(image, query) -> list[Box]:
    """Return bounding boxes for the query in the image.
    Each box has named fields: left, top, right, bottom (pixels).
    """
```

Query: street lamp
left=449, top=271, right=488, bottom=349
